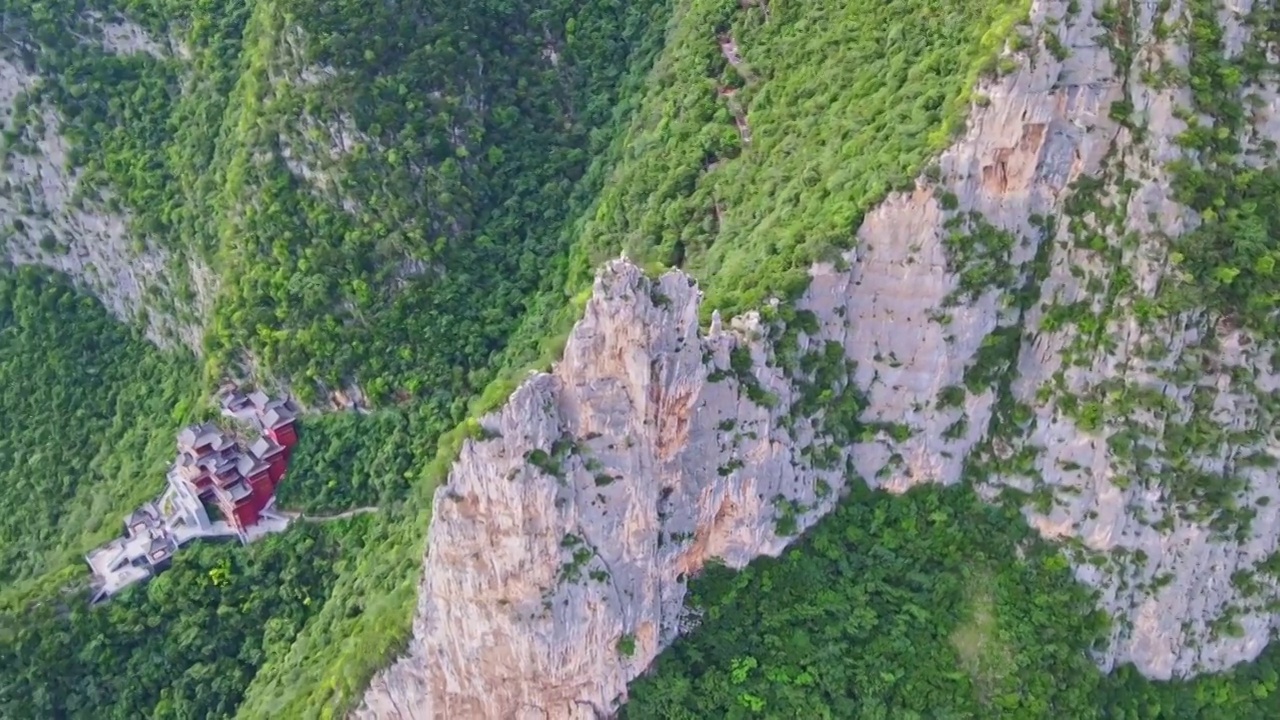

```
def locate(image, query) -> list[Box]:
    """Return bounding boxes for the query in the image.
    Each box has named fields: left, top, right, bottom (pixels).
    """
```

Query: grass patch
left=949, top=571, right=1017, bottom=707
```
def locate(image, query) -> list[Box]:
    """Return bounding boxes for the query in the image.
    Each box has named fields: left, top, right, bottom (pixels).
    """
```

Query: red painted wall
left=249, top=475, right=273, bottom=506
left=267, top=455, right=287, bottom=483
left=233, top=503, right=260, bottom=529
left=269, top=424, right=298, bottom=448
left=218, top=418, right=297, bottom=532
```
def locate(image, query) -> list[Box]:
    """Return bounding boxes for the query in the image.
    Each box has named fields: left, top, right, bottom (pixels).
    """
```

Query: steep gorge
left=355, top=0, right=1280, bottom=716
left=4, top=0, right=1280, bottom=716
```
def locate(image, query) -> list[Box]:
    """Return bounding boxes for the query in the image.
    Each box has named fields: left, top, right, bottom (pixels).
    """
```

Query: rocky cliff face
left=356, top=0, right=1280, bottom=716
left=0, top=15, right=360, bottom=352
left=0, top=36, right=203, bottom=347
left=810, top=0, right=1280, bottom=678
left=356, top=260, right=852, bottom=719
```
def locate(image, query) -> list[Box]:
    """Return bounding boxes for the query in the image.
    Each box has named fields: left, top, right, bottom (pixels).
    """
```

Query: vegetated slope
left=359, top=0, right=1280, bottom=715
left=5, top=0, right=1280, bottom=717
left=613, top=0, right=1280, bottom=701
left=344, top=0, right=1035, bottom=713
left=561, top=0, right=1026, bottom=316
left=200, top=0, right=670, bottom=408
left=1, top=0, right=673, bottom=714
left=596, top=0, right=1280, bottom=682
left=624, top=482, right=1280, bottom=719
left=273, top=413, right=419, bottom=513
left=466, top=0, right=1034, bottom=444
left=0, top=520, right=360, bottom=719
left=2, top=0, right=670, bottom=410
left=247, top=0, right=1034, bottom=711
left=0, top=267, right=197, bottom=608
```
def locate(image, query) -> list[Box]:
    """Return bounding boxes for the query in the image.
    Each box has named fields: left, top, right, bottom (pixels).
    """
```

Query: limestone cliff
left=356, top=260, right=853, bottom=719
left=0, top=14, right=375, bottom=352
left=356, top=0, right=1280, bottom=716
left=807, top=0, right=1280, bottom=678
left=0, top=36, right=202, bottom=347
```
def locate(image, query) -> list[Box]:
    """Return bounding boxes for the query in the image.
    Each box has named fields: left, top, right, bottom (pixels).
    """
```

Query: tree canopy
left=625, top=482, right=1280, bottom=719
left=0, top=267, right=196, bottom=608
left=2, top=0, right=1279, bottom=717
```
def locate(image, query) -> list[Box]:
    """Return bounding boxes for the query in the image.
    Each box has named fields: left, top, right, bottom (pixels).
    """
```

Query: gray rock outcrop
left=0, top=40, right=205, bottom=348
left=356, top=261, right=851, bottom=719
left=808, top=0, right=1280, bottom=678
left=355, top=0, right=1280, bottom=717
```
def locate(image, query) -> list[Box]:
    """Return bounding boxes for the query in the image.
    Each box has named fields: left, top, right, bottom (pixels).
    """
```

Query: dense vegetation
left=3, top=0, right=670, bottom=410
left=0, top=520, right=359, bottom=719
left=274, top=414, right=420, bottom=513
left=1162, top=0, right=1280, bottom=330
left=624, top=482, right=1280, bottom=719
left=5, top=0, right=1280, bottom=718
left=231, top=498, right=435, bottom=716
left=1, top=1, right=673, bottom=707
left=0, top=267, right=197, bottom=608
left=3, top=0, right=1026, bottom=400
left=560, top=0, right=1027, bottom=316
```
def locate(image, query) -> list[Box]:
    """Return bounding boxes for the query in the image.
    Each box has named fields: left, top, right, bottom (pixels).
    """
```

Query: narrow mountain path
left=276, top=506, right=381, bottom=523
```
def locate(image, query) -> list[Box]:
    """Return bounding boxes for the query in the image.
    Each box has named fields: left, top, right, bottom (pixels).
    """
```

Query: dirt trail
left=279, top=506, right=380, bottom=522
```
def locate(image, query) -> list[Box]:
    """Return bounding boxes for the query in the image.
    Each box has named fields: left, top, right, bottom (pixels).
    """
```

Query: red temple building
left=171, top=392, right=301, bottom=534
left=250, top=437, right=289, bottom=483
left=86, top=390, right=302, bottom=604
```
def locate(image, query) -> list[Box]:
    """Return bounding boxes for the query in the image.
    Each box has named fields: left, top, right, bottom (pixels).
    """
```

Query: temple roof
left=177, top=422, right=231, bottom=452
left=237, top=453, right=270, bottom=477
left=221, top=391, right=250, bottom=411
left=147, top=536, right=172, bottom=555
left=248, top=390, right=271, bottom=411
left=125, top=505, right=157, bottom=529
left=261, top=405, right=297, bottom=430
left=250, top=436, right=284, bottom=459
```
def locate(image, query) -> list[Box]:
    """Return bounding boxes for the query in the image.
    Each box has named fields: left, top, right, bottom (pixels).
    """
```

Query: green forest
left=0, top=262, right=448, bottom=714
left=275, top=413, right=421, bottom=513
left=623, top=483, right=1280, bottom=719
left=0, top=519, right=365, bottom=719
left=561, top=0, right=1026, bottom=316
left=0, top=268, right=197, bottom=609
left=2, top=0, right=1280, bottom=717
left=2, top=0, right=672, bottom=412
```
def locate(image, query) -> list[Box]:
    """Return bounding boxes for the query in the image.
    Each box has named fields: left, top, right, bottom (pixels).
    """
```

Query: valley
left=3, top=0, right=1280, bottom=717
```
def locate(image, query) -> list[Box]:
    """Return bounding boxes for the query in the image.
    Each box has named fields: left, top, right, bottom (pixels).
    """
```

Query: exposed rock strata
left=808, top=0, right=1280, bottom=677
left=355, top=0, right=1280, bottom=716
left=0, top=49, right=203, bottom=348
left=355, top=261, right=849, bottom=719
left=0, top=18, right=346, bottom=351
